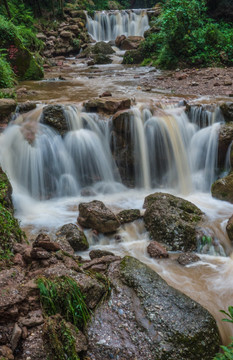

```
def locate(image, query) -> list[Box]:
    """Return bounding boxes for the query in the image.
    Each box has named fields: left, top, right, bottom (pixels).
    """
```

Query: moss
left=43, top=315, right=80, bottom=360
left=22, top=55, right=44, bottom=80
left=0, top=168, right=13, bottom=210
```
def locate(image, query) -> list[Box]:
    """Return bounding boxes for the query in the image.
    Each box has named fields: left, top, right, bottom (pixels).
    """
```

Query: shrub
left=0, top=56, right=15, bottom=88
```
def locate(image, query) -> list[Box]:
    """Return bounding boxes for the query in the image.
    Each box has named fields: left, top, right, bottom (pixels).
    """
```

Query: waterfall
left=0, top=104, right=223, bottom=200
left=85, top=10, right=149, bottom=42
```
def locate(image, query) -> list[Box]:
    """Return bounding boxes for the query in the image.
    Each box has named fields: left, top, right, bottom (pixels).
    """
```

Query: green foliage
left=220, top=306, right=233, bottom=324
left=0, top=55, right=15, bottom=88
left=44, top=315, right=80, bottom=360
left=141, top=0, right=233, bottom=69
left=37, top=276, right=90, bottom=329
left=0, top=90, right=16, bottom=99
left=72, top=38, right=80, bottom=51
left=213, top=307, right=233, bottom=359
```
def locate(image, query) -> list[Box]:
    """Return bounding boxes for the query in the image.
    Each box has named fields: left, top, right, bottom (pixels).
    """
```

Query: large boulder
left=218, top=123, right=233, bottom=168
left=78, top=200, right=120, bottom=233
left=120, top=36, right=144, bottom=50
left=41, top=105, right=68, bottom=135
left=220, top=102, right=233, bottom=122
left=0, top=99, right=17, bottom=124
left=143, top=192, right=203, bottom=251
left=117, top=209, right=141, bottom=224
left=86, top=256, right=220, bottom=360
left=83, top=97, right=131, bottom=115
left=211, top=172, right=233, bottom=203
left=84, top=42, right=114, bottom=57
left=122, top=48, right=145, bottom=64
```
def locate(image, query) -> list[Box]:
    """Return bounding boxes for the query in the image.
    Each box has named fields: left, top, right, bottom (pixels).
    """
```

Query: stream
left=1, top=13, right=233, bottom=346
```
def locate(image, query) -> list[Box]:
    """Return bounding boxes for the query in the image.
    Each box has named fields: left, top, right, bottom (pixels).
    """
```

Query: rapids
left=0, top=26, right=233, bottom=345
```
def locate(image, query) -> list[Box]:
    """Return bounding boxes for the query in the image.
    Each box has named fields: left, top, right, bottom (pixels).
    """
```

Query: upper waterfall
left=85, top=9, right=149, bottom=42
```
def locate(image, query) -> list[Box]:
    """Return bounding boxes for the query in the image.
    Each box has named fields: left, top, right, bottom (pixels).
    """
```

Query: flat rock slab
left=83, top=97, right=131, bottom=115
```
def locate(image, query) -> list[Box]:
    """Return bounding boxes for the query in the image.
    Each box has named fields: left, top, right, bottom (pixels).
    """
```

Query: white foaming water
left=85, top=9, right=149, bottom=41
left=0, top=103, right=232, bottom=344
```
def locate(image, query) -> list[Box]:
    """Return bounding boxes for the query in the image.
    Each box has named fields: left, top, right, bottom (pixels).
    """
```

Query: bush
left=0, top=56, right=15, bottom=88
left=141, top=0, right=233, bottom=69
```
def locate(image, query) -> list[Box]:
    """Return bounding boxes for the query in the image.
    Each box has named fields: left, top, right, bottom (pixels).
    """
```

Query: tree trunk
left=2, top=0, right=12, bottom=19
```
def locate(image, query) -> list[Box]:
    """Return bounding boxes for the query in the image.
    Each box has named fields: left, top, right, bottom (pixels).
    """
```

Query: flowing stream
left=0, top=12, right=233, bottom=344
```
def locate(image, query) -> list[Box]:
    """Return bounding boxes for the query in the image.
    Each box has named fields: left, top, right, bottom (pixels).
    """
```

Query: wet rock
left=115, top=34, right=126, bottom=47
left=112, top=109, right=133, bottom=133
left=0, top=167, right=13, bottom=210
left=86, top=256, right=220, bottom=360
left=56, top=223, right=89, bottom=252
left=41, top=104, right=68, bottom=135
left=33, top=233, right=61, bottom=252
left=218, top=123, right=233, bottom=167
left=11, top=322, right=22, bottom=351
left=83, top=97, right=131, bottom=115
left=120, top=36, right=143, bottom=50
left=147, top=241, right=169, bottom=259
left=117, top=209, right=141, bottom=224
left=122, top=47, right=145, bottom=64
left=78, top=200, right=120, bottom=233
left=226, top=214, right=233, bottom=242
left=220, top=102, right=233, bottom=122
left=99, top=91, right=112, bottom=98
left=177, top=252, right=200, bottom=266
left=17, top=101, right=37, bottom=114
left=89, top=249, right=115, bottom=259
left=80, top=187, right=97, bottom=197
left=0, top=99, right=17, bottom=123
left=92, top=53, right=112, bottom=65
left=143, top=192, right=203, bottom=251
left=211, top=172, right=233, bottom=203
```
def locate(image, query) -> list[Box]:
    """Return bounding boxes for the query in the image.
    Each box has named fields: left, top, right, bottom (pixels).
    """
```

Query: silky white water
left=0, top=103, right=232, bottom=344
left=85, top=9, right=149, bottom=41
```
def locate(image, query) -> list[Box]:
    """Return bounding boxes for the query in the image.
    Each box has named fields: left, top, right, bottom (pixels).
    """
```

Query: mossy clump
left=43, top=314, right=80, bottom=360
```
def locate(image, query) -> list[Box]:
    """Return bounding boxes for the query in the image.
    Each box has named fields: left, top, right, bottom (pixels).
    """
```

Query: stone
left=31, top=248, right=51, bottom=260
left=84, top=42, right=114, bottom=56
left=177, top=252, right=200, bottom=266
left=0, top=99, right=17, bottom=123
left=99, top=91, right=112, bottom=98
left=0, top=167, right=13, bottom=210
left=12, top=253, right=25, bottom=267
left=11, top=323, right=22, bottom=351
left=123, top=48, right=145, bottom=64
left=147, top=241, right=169, bottom=259
left=115, top=34, right=126, bottom=47
left=0, top=345, right=14, bottom=360
left=82, top=255, right=121, bottom=270
left=20, top=310, right=44, bottom=328
left=33, top=233, right=61, bottom=252
left=16, top=101, right=37, bottom=114
left=89, top=249, right=115, bottom=259
left=143, top=192, right=203, bottom=251
left=36, top=33, right=47, bottom=41
left=220, top=102, right=233, bottom=122
left=218, top=123, right=233, bottom=167
left=83, top=97, right=131, bottom=115
left=78, top=200, right=120, bottom=233
left=19, top=324, right=47, bottom=360
left=92, top=53, right=112, bottom=65
left=86, top=256, right=220, bottom=360
left=120, top=36, right=143, bottom=50
left=226, top=214, right=233, bottom=242
left=211, top=172, right=233, bottom=203
left=56, top=223, right=89, bottom=252
left=41, top=104, right=68, bottom=135
left=117, top=209, right=141, bottom=224
left=60, top=30, right=73, bottom=39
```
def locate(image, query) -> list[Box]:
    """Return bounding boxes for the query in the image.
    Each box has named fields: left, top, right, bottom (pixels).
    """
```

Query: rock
left=0, top=167, right=13, bottom=210
left=41, top=104, right=68, bottom=135
left=60, top=30, right=73, bottom=39
left=17, top=101, right=37, bottom=114
left=12, top=253, right=25, bottom=267
left=0, top=99, right=17, bottom=123
left=93, top=53, right=112, bottom=64
left=86, top=256, right=220, bottom=360
left=82, top=255, right=121, bottom=270
left=115, top=34, right=126, bottom=47
left=99, top=91, right=112, bottom=98
left=19, top=324, right=47, bottom=360
left=218, top=123, right=233, bottom=167
left=177, top=252, right=201, bottom=266
left=22, top=247, right=33, bottom=263
left=226, top=215, right=233, bottom=242
left=0, top=345, right=14, bottom=360
left=117, top=209, right=141, bottom=224
left=56, top=223, right=89, bottom=252
left=220, top=102, right=233, bottom=122
left=147, top=241, right=169, bottom=259
left=11, top=322, right=22, bottom=351
left=33, top=233, right=61, bottom=252
left=37, top=33, right=47, bottom=41
left=20, top=310, right=44, bottom=328
left=211, top=172, right=233, bottom=203
left=123, top=48, right=145, bottom=64
left=143, top=192, right=203, bottom=251
left=120, top=36, right=143, bottom=50
left=78, top=200, right=120, bottom=233
left=89, top=249, right=115, bottom=259
left=80, top=187, right=97, bottom=197
left=83, top=97, right=131, bottom=115
left=84, top=42, right=114, bottom=56
left=31, top=248, right=51, bottom=260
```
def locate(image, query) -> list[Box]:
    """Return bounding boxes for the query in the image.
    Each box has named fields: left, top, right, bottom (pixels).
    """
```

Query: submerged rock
left=86, top=256, right=220, bottom=360
left=147, top=241, right=169, bottom=259
left=78, top=200, right=120, bottom=233
left=41, top=105, right=68, bottom=135
left=143, top=192, right=203, bottom=251
left=211, top=172, right=233, bottom=203
left=177, top=252, right=200, bottom=266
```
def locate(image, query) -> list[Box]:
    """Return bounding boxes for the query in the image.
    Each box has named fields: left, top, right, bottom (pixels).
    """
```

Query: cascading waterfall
left=85, top=9, right=149, bottom=42
left=0, top=104, right=222, bottom=200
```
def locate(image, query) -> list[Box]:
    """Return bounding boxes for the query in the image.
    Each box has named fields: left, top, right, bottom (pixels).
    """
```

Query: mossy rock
left=0, top=167, right=13, bottom=210
left=122, top=48, right=145, bottom=64
left=211, top=172, right=233, bottom=203
left=0, top=26, right=43, bottom=81
left=143, top=192, right=203, bottom=251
